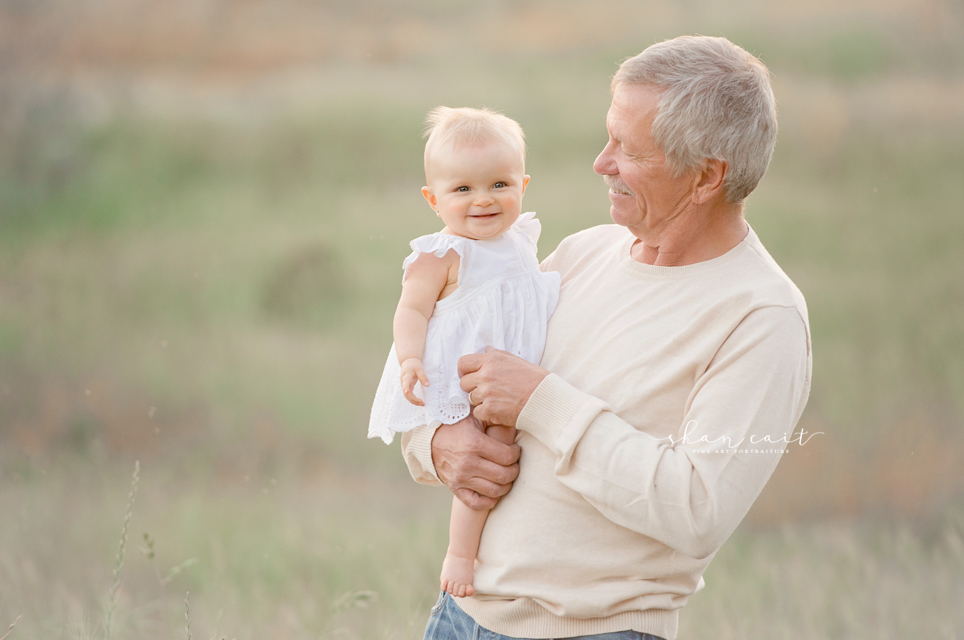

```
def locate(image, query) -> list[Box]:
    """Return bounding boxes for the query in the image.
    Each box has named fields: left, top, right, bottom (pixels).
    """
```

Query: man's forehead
left=614, top=85, right=660, bottom=113
left=607, top=85, right=659, bottom=133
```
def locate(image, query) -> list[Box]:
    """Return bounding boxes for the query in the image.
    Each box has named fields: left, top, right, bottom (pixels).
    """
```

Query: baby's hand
left=400, top=358, right=429, bottom=406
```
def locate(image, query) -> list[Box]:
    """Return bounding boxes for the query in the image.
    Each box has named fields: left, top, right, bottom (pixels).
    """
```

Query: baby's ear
left=421, top=187, right=439, bottom=213
left=522, top=176, right=531, bottom=192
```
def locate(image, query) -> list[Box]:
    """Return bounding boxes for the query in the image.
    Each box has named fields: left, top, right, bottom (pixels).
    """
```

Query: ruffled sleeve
left=401, top=232, right=468, bottom=284
left=514, top=211, right=542, bottom=246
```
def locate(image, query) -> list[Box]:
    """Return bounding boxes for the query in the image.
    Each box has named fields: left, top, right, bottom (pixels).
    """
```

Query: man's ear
left=421, top=187, right=439, bottom=214
left=692, top=159, right=728, bottom=205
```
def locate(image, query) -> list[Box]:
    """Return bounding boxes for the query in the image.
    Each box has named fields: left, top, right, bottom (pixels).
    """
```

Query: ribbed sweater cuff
left=401, top=423, right=443, bottom=485
left=517, top=373, right=604, bottom=454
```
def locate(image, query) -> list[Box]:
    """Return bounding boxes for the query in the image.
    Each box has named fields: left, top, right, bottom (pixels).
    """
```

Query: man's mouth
left=604, top=175, right=635, bottom=196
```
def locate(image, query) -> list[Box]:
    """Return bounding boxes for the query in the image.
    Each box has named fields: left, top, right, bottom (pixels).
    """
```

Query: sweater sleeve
left=516, top=305, right=811, bottom=560
left=399, top=423, right=444, bottom=486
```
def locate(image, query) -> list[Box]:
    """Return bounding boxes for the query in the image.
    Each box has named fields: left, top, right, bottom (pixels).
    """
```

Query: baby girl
left=369, top=106, right=559, bottom=597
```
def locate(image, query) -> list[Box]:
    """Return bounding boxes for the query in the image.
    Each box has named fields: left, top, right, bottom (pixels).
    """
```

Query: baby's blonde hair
left=423, top=106, right=526, bottom=179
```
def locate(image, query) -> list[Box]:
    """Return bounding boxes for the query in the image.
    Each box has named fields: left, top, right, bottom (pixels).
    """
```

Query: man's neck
left=629, top=202, right=748, bottom=266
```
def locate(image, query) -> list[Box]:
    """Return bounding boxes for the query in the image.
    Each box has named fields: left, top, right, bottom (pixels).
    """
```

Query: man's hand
left=458, top=347, right=550, bottom=428
left=431, top=414, right=521, bottom=511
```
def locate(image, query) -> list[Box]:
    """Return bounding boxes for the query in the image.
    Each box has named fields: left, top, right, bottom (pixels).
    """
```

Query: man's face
left=593, top=84, right=695, bottom=235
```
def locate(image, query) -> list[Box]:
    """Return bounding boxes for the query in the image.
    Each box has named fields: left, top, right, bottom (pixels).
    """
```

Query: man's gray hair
left=613, top=36, right=777, bottom=203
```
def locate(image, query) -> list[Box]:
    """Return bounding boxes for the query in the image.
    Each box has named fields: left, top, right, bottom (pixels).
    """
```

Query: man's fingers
left=463, top=471, right=516, bottom=499
left=442, top=448, right=518, bottom=497
left=444, top=449, right=518, bottom=490
left=454, top=472, right=515, bottom=510
left=430, top=415, right=519, bottom=507
left=473, top=402, right=491, bottom=425
left=454, top=488, right=497, bottom=511
left=446, top=457, right=516, bottom=495
left=457, top=352, right=485, bottom=378
left=482, top=458, right=519, bottom=487
left=470, top=401, right=496, bottom=429
left=459, top=372, right=478, bottom=395
left=459, top=424, right=517, bottom=462
left=466, top=427, right=521, bottom=468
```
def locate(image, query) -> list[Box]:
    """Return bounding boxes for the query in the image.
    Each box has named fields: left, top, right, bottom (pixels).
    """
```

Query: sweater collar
left=618, top=224, right=757, bottom=280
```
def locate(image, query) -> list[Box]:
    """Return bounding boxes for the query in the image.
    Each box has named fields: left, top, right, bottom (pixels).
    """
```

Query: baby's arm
left=394, top=249, right=459, bottom=405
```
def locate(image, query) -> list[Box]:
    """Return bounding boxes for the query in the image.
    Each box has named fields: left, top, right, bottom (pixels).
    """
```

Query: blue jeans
left=423, top=591, right=666, bottom=640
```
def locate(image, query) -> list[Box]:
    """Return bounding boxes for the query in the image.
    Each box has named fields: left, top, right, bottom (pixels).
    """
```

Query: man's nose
left=593, top=144, right=614, bottom=175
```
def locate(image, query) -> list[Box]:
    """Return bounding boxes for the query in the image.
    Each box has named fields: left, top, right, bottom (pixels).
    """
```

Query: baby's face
left=422, top=140, right=529, bottom=240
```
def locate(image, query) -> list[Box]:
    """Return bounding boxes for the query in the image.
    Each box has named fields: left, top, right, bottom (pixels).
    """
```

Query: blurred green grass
left=3, top=57, right=962, bottom=480
left=1, top=0, right=963, bottom=637
left=2, top=459, right=962, bottom=639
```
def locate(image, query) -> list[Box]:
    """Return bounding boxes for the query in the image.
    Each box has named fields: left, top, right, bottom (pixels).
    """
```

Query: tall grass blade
left=105, top=461, right=139, bottom=640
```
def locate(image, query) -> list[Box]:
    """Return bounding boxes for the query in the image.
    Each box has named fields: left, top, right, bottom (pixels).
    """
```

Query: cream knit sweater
left=402, top=223, right=812, bottom=639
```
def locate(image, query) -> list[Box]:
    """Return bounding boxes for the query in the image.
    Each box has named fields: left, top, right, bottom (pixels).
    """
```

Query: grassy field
left=1, top=0, right=963, bottom=637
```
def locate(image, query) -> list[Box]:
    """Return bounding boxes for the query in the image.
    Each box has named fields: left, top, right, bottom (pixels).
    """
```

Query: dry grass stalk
left=184, top=591, right=191, bottom=640
left=105, top=460, right=140, bottom=640
left=0, top=615, right=23, bottom=640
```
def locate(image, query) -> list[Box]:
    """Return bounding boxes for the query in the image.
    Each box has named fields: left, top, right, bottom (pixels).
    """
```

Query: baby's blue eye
left=494, top=182, right=506, bottom=189
left=457, top=186, right=470, bottom=192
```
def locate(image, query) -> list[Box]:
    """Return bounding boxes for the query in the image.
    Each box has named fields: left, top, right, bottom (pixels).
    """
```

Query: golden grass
left=0, top=459, right=962, bottom=639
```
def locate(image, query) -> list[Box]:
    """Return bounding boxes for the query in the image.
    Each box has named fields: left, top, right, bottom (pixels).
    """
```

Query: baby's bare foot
left=440, top=553, right=476, bottom=598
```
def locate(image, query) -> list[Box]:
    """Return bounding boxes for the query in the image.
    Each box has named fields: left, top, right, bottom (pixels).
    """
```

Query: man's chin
left=608, top=205, right=637, bottom=228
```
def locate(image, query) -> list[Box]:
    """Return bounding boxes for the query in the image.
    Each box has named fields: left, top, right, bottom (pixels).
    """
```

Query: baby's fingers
left=401, top=373, right=425, bottom=406
left=415, top=366, right=430, bottom=388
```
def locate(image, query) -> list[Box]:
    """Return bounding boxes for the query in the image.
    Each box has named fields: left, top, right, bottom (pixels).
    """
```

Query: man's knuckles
left=462, top=431, right=490, bottom=455
left=455, top=488, right=483, bottom=509
left=490, top=465, right=516, bottom=485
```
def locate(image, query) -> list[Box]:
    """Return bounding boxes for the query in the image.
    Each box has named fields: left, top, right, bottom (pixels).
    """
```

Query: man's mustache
left=604, top=174, right=635, bottom=196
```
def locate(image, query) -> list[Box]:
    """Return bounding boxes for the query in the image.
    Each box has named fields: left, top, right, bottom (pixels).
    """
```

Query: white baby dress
left=368, top=212, right=560, bottom=444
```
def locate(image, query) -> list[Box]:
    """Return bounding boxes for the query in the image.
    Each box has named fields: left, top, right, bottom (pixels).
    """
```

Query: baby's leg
left=440, top=495, right=483, bottom=598
left=440, top=425, right=517, bottom=598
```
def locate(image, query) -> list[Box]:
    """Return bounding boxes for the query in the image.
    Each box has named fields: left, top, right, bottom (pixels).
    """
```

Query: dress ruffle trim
left=515, top=211, right=541, bottom=246
left=401, top=233, right=468, bottom=285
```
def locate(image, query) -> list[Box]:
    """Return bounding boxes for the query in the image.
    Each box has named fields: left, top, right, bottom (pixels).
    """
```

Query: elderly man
left=402, top=35, right=811, bottom=640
